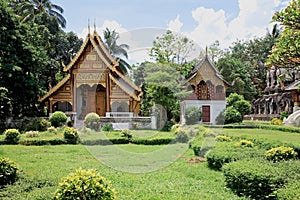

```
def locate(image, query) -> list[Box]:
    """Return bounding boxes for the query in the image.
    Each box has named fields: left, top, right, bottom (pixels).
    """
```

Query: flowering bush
left=265, top=146, right=297, bottom=162
left=235, top=140, right=254, bottom=147
left=216, top=135, right=232, bottom=142
left=270, top=118, right=283, bottom=125
left=54, top=168, right=116, bottom=200
left=25, top=131, right=39, bottom=138
left=63, top=127, right=79, bottom=144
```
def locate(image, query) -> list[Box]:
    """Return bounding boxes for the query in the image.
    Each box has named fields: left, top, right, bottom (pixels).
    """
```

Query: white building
left=181, top=53, right=228, bottom=124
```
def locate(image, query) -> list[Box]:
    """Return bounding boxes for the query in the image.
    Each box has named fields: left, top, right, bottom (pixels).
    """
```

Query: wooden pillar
left=106, top=73, right=110, bottom=112
left=73, top=74, right=77, bottom=112
left=129, top=98, right=133, bottom=112
left=49, top=98, right=53, bottom=113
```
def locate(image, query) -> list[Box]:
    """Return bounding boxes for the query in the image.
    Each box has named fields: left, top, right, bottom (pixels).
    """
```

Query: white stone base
left=181, top=100, right=226, bottom=124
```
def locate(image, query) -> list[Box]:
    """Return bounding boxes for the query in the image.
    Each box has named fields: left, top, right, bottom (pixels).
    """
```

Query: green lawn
left=2, top=126, right=299, bottom=199
left=0, top=144, right=245, bottom=200
left=221, top=128, right=300, bottom=147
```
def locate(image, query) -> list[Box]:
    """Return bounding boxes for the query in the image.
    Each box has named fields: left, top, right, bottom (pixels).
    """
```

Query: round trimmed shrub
left=224, top=106, right=242, bottom=124
left=54, top=168, right=116, bottom=200
left=223, top=159, right=300, bottom=199
left=84, top=112, right=100, bottom=130
left=0, top=157, right=18, bottom=186
left=49, top=111, right=67, bottom=127
left=265, top=146, right=297, bottom=162
left=4, top=129, right=20, bottom=144
left=63, top=127, right=79, bottom=144
left=184, top=106, right=202, bottom=125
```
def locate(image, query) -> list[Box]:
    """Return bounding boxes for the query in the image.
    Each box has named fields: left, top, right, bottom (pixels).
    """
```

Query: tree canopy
left=150, top=30, right=196, bottom=65
left=0, top=0, right=82, bottom=117
left=267, top=0, right=300, bottom=68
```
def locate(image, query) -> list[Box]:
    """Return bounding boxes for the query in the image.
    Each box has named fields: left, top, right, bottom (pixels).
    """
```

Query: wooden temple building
left=39, top=29, right=141, bottom=120
left=181, top=53, right=229, bottom=124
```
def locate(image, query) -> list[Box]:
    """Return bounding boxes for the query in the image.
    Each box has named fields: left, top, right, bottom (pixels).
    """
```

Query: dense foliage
left=267, top=0, right=300, bottom=68
left=3, top=128, right=20, bottom=144
left=84, top=112, right=100, bottom=130
left=49, top=111, right=67, bottom=127
left=184, top=106, right=202, bottom=125
left=0, top=157, right=18, bottom=186
left=63, top=127, right=78, bottom=144
left=0, top=0, right=82, bottom=120
left=54, top=168, right=116, bottom=200
left=223, top=159, right=300, bottom=200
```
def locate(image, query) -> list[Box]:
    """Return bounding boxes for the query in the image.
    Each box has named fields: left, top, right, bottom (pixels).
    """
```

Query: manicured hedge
left=205, top=142, right=264, bottom=170
left=82, top=138, right=174, bottom=146
left=19, top=139, right=67, bottom=146
left=275, top=181, right=300, bottom=200
left=223, top=159, right=300, bottom=200
left=206, top=123, right=300, bottom=133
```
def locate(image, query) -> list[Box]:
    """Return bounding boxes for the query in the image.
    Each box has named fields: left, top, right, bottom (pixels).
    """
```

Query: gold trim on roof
left=94, top=33, right=116, bottom=63
left=109, top=74, right=139, bottom=101
left=63, top=35, right=90, bottom=72
left=39, top=74, right=71, bottom=102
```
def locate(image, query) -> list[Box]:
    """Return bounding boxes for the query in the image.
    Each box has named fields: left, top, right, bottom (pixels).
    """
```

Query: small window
left=216, top=85, right=224, bottom=93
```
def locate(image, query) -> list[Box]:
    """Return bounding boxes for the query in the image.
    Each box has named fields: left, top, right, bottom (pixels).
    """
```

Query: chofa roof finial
left=88, top=18, right=91, bottom=34
left=94, top=18, right=97, bottom=33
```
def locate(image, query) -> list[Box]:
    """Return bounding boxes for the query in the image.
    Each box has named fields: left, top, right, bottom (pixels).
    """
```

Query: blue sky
left=55, top=0, right=289, bottom=64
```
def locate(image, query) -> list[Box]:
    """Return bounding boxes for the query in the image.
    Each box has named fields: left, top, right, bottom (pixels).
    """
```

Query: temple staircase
left=283, top=110, right=300, bottom=126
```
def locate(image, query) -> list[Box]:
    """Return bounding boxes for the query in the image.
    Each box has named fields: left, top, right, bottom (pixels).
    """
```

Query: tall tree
left=134, top=62, right=190, bottom=121
left=13, top=0, right=66, bottom=28
left=150, top=30, right=196, bottom=65
left=0, top=0, right=49, bottom=117
left=267, top=0, right=300, bottom=68
left=103, top=28, right=130, bottom=74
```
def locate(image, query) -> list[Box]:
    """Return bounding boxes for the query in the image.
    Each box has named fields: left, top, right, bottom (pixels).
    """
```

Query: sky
left=54, top=0, right=290, bottom=64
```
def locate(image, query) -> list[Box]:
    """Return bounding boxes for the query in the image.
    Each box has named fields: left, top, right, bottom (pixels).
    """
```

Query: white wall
left=181, top=100, right=226, bottom=124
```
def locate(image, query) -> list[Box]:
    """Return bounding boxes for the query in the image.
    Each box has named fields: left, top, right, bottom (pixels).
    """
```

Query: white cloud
left=228, top=0, right=276, bottom=41
left=184, top=0, right=284, bottom=49
left=167, top=15, right=183, bottom=32
left=78, top=20, right=127, bottom=39
left=186, top=7, right=229, bottom=48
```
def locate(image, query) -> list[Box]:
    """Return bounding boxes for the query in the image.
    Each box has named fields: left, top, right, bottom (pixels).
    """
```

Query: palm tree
left=267, top=23, right=282, bottom=39
left=14, top=0, right=66, bottom=28
left=103, top=28, right=131, bottom=74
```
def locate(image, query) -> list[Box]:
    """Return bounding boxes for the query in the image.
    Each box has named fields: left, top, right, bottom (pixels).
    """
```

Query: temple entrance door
left=96, top=91, right=106, bottom=117
left=202, top=106, right=210, bottom=123
left=87, top=91, right=96, bottom=113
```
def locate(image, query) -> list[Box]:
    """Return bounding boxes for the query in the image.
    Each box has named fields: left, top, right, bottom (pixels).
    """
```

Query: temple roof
left=39, top=29, right=141, bottom=103
left=185, top=54, right=229, bottom=85
left=39, top=74, right=70, bottom=102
